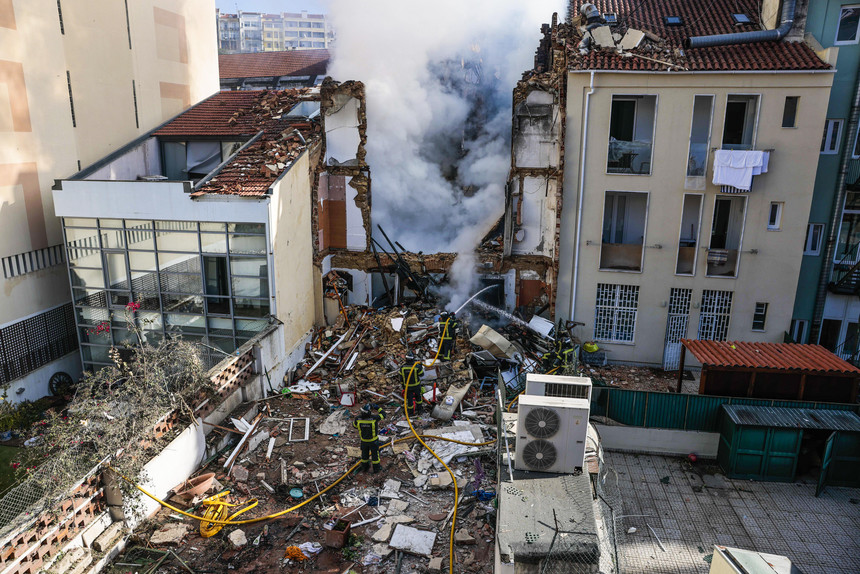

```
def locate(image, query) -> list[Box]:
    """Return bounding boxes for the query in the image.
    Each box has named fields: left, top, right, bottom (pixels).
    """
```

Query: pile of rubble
left=110, top=304, right=505, bottom=574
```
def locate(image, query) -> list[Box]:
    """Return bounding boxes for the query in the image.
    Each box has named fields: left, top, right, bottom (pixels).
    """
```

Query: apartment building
left=791, top=2, right=860, bottom=359
left=219, top=50, right=330, bottom=90
left=52, top=89, right=323, bottom=381
left=217, top=10, right=334, bottom=54
left=0, top=0, right=218, bottom=402
left=547, top=0, right=833, bottom=367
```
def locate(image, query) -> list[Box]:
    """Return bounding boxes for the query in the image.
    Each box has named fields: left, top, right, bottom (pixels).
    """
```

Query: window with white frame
left=767, top=202, right=783, bottom=230
left=804, top=223, right=824, bottom=255
left=752, top=302, right=768, bottom=331
left=821, top=119, right=844, bottom=154
left=781, top=96, right=799, bottom=128
left=835, top=5, right=860, bottom=45
left=697, top=290, right=733, bottom=341
left=789, top=319, right=808, bottom=343
left=594, top=283, right=639, bottom=343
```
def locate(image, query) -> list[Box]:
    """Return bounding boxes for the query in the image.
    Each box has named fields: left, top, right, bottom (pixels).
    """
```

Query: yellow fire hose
left=108, top=316, right=492, bottom=573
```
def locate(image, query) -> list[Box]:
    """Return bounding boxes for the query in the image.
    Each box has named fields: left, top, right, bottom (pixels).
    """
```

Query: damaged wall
left=315, top=79, right=372, bottom=258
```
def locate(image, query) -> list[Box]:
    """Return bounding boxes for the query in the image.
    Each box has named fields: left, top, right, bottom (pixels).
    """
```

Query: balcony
left=829, top=260, right=860, bottom=295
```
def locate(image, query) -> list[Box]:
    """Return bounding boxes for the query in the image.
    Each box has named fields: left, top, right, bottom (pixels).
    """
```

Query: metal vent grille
left=522, top=439, right=557, bottom=470
left=524, top=407, right=560, bottom=439
left=544, top=382, right=588, bottom=399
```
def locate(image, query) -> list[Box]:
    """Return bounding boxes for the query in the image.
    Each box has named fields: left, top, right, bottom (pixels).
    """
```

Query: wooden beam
left=797, top=374, right=807, bottom=400
left=677, top=345, right=687, bottom=394
left=746, top=371, right=757, bottom=397
left=851, top=376, right=859, bottom=403
left=698, top=367, right=708, bottom=395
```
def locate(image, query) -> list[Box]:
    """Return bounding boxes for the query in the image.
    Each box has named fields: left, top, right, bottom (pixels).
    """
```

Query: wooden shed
left=679, top=340, right=860, bottom=403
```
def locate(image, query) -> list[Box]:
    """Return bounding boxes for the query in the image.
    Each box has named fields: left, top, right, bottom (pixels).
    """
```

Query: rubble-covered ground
left=108, top=304, right=500, bottom=574
left=583, top=364, right=691, bottom=393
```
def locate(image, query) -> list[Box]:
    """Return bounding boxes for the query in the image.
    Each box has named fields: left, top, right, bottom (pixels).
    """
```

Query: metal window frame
left=697, top=289, right=733, bottom=341
left=594, top=283, right=640, bottom=344
left=752, top=302, right=768, bottom=331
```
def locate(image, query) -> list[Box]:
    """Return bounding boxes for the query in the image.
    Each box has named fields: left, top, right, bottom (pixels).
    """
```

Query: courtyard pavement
left=605, top=451, right=860, bottom=574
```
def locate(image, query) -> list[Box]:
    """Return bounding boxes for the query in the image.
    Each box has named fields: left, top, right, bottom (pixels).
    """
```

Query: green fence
left=590, top=388, right=860, bottom=433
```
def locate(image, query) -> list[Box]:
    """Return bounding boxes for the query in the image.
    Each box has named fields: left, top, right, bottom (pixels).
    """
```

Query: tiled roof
left=153, top=90, right=321, bottom=197
left=567, top=0, right=830, bottom=72
left=681, top=340, right=860, bottom=374
left=219, top=50, right=330, bottom=80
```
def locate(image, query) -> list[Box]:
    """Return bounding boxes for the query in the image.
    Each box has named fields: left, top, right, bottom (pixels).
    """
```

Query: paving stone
left=150, top=523, right=189, bottom=546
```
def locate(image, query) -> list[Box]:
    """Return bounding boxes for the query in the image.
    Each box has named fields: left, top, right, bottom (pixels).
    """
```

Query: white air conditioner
left=515, top=395, right=590, bottom=474
left=525, top=373, right=592, bottom=403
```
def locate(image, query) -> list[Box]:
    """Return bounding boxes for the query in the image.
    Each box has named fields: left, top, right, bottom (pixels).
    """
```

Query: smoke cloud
left=327, top=0, right=562, bottom=311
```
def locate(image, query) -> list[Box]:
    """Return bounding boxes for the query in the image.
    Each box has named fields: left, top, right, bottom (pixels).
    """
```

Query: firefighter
left=438, top=312, right=458, bottom=361
left=353, top=403, right=385, bottom=473
left=400, top=355, right=425, bottom=416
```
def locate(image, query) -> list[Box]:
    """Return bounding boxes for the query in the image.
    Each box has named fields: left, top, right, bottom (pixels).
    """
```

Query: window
left=752, top=302, right=768, bottom=331
left=697, top=290, right=733, bottom=341
left=835, top=192, right=860, bottom=264
left=686, top=95, right=714, bottom=181
left=853, top=127, right=860, bottom=159
left=835, top=5, right=860, bottom=44
left=819, top=318, right=842, bottom=351
left=707, top=196, right=747, bottom=277
left=600, top=191, right=649, bottom=271
left=804, top=223, right=824, bottom=255
left=607, top=95, right=656, bottom=174
left=603, top=13, right=618, bottom=24
left=722, top=95, right=759, bottom=150
left=594, top=284, right=639, bottom=343
left=789, top=319, right=808, bottom=343
left=664, top=16, right=683, bottom=26
left=732, top=13, right=752, bottom=25
left=767, top=202, right=783, bottom=230
left=821, top=119, right=844, bottom=154
left=676, top=194, right=703, bottom=274
left=782, top=96, right=799, bottom=128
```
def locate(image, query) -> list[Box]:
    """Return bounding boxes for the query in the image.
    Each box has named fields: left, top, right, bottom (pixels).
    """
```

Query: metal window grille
left=663, top=288, right=692, bottom=370
left=594, top=283, right=639, bottom=343
left=544, top=382, right=589, bottom=399
left=57, top=0, right=64, bottom=34
left=2, top=245, right=66, bottom=279
left=66, top=70, right=76, bottom=127
left=0, top=303, right=77, bottom=384
left=132, top=80, right=139, bottom=129
left=697, top=290, right=733, bottom=341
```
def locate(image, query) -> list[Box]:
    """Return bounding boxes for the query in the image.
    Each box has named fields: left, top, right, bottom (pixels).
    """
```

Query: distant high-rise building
left=0, top=0, right=219, bottom=402
left=216, top=9, right=335, bottom=53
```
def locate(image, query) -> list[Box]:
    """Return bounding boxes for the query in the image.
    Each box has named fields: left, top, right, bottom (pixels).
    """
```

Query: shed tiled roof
left=681, top=340, right=860, bottom=374
left=219, top=50, right=330, bottom=80
left=153, top=89, right=321, bottom=197
left=567, top=0, right=830, bottom=72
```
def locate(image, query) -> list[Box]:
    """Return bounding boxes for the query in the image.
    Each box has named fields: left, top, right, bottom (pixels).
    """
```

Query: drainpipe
left=570, top=71, right=595, bottom=320
left=811, top=72, right=860, bottom=343
left=685, top=0, right=796, bottom=49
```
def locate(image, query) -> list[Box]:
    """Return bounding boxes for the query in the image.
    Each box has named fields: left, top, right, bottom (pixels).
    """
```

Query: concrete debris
left=589, top=25, right=615, bottom=48
left=429, top=556, right=444, bottom=571
left=386, top=499, right=410, bottom=515
left=150, top=523, right=189, bottom=546
left=228, top=529, right=248, bottom=548
left=455, top=528, right=477, bottom=545
left=380, top=478, right=402, bottom=499
left=620, top=29, right=646, bottom=50
left=318, top=409, right=351, bottom=435
left=231, top=465, right=249, bottom=482
left=389, top=524, right=437, bottom=557
left=371, top=515, right=414, bottom=542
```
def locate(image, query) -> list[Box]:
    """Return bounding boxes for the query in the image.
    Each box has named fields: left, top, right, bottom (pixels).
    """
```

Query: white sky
left=215, top=1, right=327, bottom=14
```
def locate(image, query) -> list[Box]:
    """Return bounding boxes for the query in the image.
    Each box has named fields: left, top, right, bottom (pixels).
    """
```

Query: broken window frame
left=606, top=94, right=657, bottom=175
left=721, top=94, right=760, bottom=151
left=599, top=190, right=650, bottom=273
left=675, top=193, right=704, bottom=276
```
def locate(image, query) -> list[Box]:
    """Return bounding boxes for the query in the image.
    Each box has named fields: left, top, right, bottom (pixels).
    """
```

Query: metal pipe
left=811, top=71, right=860, bottom=342
left=686, top=0, right=796, bottom=49
left=570, top=71, right=596, bottom=321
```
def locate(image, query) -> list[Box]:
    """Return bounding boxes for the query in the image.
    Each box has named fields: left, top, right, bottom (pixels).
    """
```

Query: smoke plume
left=327, top=0, right=562, bottom=309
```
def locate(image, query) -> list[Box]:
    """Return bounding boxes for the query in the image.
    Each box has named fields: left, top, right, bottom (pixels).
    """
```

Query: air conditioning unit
left=525, top=373, right=592, bottom=403
left=515, top=395, right=590, bottom=474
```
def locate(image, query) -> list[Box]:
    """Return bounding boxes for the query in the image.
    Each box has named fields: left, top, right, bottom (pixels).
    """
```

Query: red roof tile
left=152, top=89, right=321, bottom=197
left=567, top=0, right=830, bottom=72
left=681, top=340, right=860, bottom=374
left=219, top=50, right=330, bottom=80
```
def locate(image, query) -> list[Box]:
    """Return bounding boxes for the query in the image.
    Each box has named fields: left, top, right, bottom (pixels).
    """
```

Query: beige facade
left=0, top=0, right=217, bottom=400
left=556, top=71, right=834, bottom=366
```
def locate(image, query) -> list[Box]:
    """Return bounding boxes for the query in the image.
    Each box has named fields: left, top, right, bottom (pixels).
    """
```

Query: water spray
left=453, top=284, right=500, bottom=316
